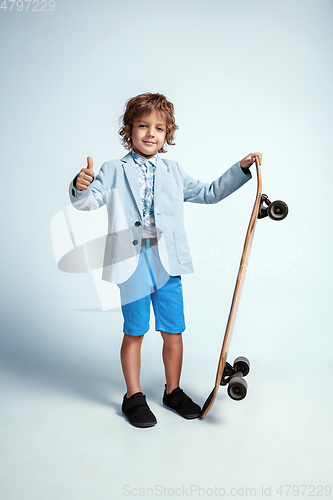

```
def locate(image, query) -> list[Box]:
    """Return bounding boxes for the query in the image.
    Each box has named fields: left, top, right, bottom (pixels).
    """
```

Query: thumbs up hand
left=76, top=156, right=95, bottom=191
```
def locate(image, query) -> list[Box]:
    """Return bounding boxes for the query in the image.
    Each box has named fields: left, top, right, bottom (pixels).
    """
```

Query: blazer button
left=134, top=221, right=141, bottom=227
left=133, top=239, right=138, bottom=245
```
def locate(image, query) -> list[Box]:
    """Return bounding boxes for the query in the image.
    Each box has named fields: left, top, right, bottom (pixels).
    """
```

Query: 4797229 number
left=0, top=0, right=55, bottom=11
left=275, top=485, right=331, bottom=496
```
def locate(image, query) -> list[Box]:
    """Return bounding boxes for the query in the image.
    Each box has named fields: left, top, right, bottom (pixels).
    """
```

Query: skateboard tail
left=201, top=388, right=215, bottom=416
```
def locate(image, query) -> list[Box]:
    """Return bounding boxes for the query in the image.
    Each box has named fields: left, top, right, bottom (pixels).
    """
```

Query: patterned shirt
left=131, top=150, right=157, bottom=238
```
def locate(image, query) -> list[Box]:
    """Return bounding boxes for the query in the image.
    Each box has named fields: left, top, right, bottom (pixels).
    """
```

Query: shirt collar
left=131, top=150, right=157, bottom=167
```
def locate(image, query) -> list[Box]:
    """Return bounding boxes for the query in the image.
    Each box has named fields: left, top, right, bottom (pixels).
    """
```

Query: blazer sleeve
left=178, top=161, right=252, bottom=204
left=69, top=162, right=110, bottom=211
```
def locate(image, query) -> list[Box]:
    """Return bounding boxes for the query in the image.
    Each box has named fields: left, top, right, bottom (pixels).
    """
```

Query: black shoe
left=163, top=386, right=201, bottom=419
left=122, top=392, right=157, bottom=428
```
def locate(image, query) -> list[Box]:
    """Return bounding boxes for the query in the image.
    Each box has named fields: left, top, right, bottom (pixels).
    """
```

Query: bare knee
left=160, top=331, right=183, bottom=345
left=122, top=333, right=144, bottom=348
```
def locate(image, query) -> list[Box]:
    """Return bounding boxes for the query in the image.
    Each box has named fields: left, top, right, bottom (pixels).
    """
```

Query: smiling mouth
left=143, top=141, right=156, bottom=145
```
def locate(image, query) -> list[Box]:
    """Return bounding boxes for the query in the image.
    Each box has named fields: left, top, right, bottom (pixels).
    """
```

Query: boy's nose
left=147, top=128, right=155, bottom=137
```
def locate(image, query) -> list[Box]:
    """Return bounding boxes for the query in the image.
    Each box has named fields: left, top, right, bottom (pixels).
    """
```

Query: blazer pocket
left=173, top=230, right=192, bottom=265
left=103, top=233, right=118, bottom=267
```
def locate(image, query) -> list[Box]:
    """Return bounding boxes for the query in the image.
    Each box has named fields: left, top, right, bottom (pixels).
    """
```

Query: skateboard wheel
left=227, top=376, right=247, bottom=401
left=233, top=356, right=250, bottom=376
left=267, top=200, right=288, bottom=221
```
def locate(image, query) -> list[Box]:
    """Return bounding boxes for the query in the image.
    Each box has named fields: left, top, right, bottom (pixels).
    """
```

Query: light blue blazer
left=69, top=152, right=252, bottom=284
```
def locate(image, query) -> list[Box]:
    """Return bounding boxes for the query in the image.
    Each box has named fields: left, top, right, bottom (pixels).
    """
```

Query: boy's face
left=131, top=110, right=166, bottom=159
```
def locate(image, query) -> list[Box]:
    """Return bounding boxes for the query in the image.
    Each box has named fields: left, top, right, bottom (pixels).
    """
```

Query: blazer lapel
left=121, top=153, right=142, bottom=216
left=154, top=156, right=167, bottom=201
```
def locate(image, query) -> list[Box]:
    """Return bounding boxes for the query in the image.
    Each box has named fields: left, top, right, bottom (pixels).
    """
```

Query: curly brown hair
left=119, top=93, right=178, bottom=153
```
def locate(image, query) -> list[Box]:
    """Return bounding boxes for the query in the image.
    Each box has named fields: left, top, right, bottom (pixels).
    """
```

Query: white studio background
left=1, top=1, right=332, bottom=499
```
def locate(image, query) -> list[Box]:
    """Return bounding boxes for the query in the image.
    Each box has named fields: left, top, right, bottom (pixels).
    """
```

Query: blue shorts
left=117, top=240, right=185, bottom=336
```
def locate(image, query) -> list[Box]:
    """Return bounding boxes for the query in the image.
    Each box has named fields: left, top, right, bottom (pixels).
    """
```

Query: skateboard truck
left=220, top=357, right=250, bottom=401
left=220, top=362, right=235, bottom=386
left=258, top=194, right=288, bottom=221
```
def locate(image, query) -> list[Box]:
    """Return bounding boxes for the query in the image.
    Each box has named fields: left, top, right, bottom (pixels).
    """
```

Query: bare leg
left=160, top=331, right=183, bottom=394
left=120, top=333, right=144, bottom=398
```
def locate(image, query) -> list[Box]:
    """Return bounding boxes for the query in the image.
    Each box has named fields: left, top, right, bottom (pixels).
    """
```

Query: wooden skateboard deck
left=201, top=157, right=263, bottom=418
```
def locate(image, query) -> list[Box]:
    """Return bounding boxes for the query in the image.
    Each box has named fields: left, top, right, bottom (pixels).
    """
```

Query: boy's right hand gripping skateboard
left=201, top=157, right=288, bottom=418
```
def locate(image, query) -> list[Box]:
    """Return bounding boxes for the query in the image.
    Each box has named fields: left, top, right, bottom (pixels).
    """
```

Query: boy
left=69, top=92, right=262, bottom=428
